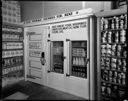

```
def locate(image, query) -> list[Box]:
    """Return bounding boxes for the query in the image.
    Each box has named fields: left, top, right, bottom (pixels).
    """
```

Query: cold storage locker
left=45, top=8, right=97, bottom=100
left=24, top=8, right=97, bottom=100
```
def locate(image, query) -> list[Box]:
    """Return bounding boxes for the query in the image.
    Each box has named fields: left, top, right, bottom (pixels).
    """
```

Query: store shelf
left=72, top=46, right=86, bottom=48
left=2, top=48, right=23, bottom=51
left=101, top=68, right=126, bottom=73
left=2, top=22, right=24, bottom=88
left=101, top=79, right=126, bottom=87
left=101, top=28, right=127, bottom=32
left=72, top=55, right=86, bottom=58
left=101, top=42, right=127, bottom=45
left=101, top=55, right=127, bottom=59
left=72, top=65, right=86, bottom=67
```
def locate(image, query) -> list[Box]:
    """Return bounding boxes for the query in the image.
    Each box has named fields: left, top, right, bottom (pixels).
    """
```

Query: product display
left=2, top=23, right=24, bottom=87
left=100, top=12, right=127, bottom=100
left=71, top=41, right=87, bottom=78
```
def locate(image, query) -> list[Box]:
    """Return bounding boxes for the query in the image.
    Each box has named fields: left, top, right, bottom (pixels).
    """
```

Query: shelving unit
left=96, top=8, right=127, bottom=101
left=2, top=22, right=24, bottom=88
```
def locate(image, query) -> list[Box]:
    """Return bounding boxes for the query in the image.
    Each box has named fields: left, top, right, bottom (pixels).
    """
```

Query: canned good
left=117, top=51, right=121, bottom=57
left=114, top=71, right=118, bottom=77
left=117, top=45, right=122, bottom=51
left=107, top=86, right=111, bottom=95
left=123, top=66, right=126, bottom=72
left=109, top=77, right=113, bottom=82
left=111, top=16, right=116, bottom=29
left=118, top=79, right=121, bottom=84
left=120, top=15, right=125, bottom=29
left=104, top=19, right=109, bottom=29
left=101, top=86, right=106, bottom=94
left=113, top=78, right=117, bottom=83
left=111, top=63, right=116, bottom=70
left=115, top=16, right=119, bottom=29
left=120, top=30, right=126, bottom=43
left=117, top=59, right=122, bottom=66
left=101, top=17, right=105, bottom=30
left=109, top=71, right=113, bottom=77
left=118, top=73, right=121, bottom=79
left=108, top=31, right=112, bottom=43
left=122, top=79, right=126, bottom=85
left=123, top=51, right=127, bottom=58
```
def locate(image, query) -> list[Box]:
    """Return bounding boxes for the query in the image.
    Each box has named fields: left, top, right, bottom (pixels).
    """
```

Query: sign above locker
left=24, top=8, right=93, bottom=25
left=52, top=21, right=87, bottom=33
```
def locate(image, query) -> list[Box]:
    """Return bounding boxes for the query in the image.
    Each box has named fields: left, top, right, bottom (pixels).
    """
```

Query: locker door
left=65, top=19, right=90, bottom=99
left=24, top=25, right=47, bottom=85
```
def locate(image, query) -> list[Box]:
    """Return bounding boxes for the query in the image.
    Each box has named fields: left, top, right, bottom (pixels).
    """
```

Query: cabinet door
left=24, top=25, right=47, bottom=85
left=47, top=40, right=66, bottom=91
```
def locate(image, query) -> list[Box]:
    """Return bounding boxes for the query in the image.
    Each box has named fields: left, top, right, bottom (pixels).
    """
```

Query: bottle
left=76, top=57, right=78, bottom=65
left=120, top=30, right=126, bottom=43
left=73, top=57, right=76, bottom=65
left=81, top=58, right=84, bottom=66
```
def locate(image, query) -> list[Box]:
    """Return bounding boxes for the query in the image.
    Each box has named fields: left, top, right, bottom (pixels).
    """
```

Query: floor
left=1, top=80, right=86, bottom=100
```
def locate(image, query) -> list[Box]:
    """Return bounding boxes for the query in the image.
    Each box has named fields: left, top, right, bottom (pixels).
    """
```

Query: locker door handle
left=87, top=58, right=90, bottom=64
left=47, top=70, right=51, bottom=73
left=62, top=56, right=66, bottom=61
left=66, top=73, right=70, bottom=77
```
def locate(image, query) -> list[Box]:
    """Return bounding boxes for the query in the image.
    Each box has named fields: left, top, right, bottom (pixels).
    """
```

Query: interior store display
left=2, top=23, right=24, bottom=87
left=97, top=9, right=127, bottom=101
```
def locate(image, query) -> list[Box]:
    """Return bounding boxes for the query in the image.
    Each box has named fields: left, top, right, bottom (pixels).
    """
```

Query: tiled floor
left=2, top=80, right=86, bottom=100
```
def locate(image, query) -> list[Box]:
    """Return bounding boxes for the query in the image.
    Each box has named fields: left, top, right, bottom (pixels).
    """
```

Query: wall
left=20, top=1, right=112, bottom=22
left=20, top=1, right=44, bottom=21
left=43, top=1, right=83, bottom=18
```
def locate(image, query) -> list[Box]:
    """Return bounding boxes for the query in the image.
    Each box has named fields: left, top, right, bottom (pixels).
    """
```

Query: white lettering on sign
left=52, top=21, right=87, bottom=34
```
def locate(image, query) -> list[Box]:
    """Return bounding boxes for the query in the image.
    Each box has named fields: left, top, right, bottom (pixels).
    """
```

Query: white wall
left=20, top=1, right=112, bottom=23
